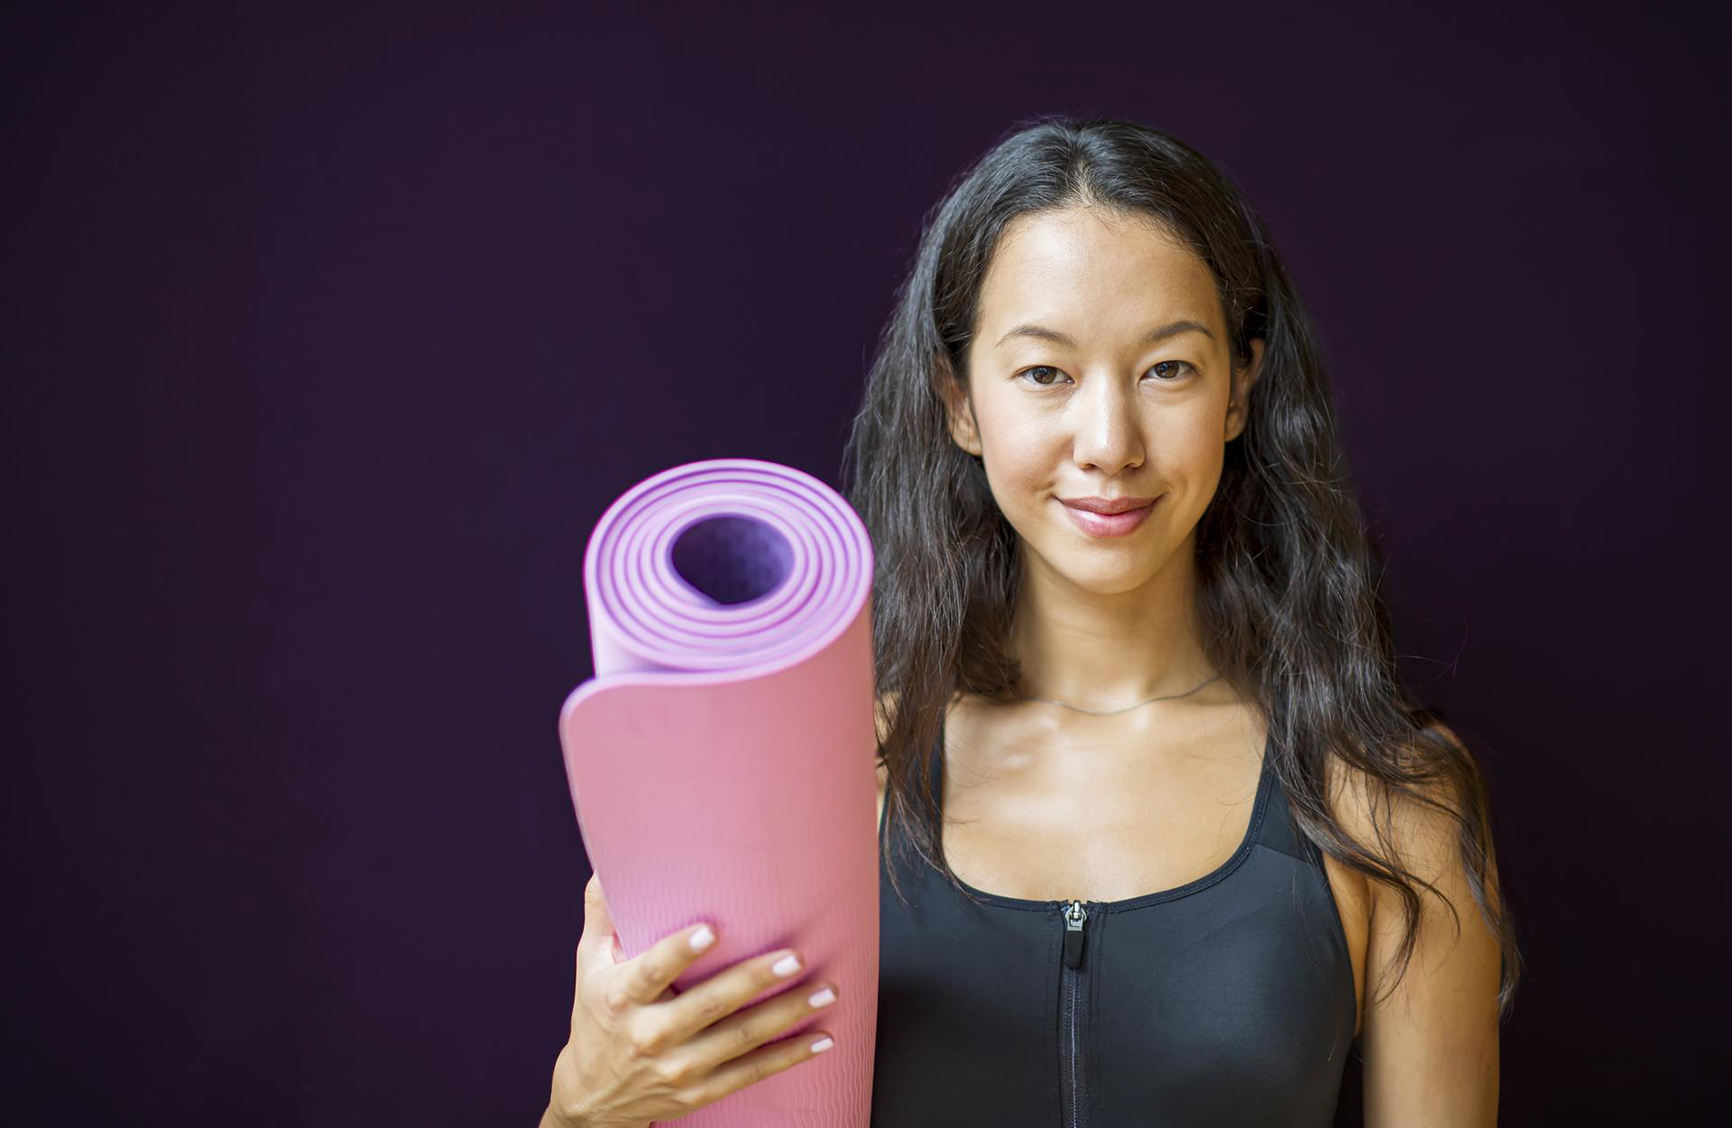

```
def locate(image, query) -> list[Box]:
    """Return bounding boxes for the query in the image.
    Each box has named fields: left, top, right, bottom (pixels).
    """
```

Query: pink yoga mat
left=559, top=458, right=879, bottom=1128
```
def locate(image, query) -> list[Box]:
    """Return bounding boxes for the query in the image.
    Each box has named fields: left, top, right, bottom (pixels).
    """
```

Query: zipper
left=1059, top=899, right=1090, bottom=1128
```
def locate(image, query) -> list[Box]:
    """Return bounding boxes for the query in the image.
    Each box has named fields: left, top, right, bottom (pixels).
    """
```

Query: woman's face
left=947, top=204, right=1264, bottom=596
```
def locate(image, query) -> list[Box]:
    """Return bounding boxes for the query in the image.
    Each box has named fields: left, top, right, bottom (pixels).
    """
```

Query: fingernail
left=689, top=925, right=715, bottom=952
left=807, top=986, right=836, bottom=1008
left=810, top=1036, right=835, bottom=1054
left=772, top=953, right=802, bottom=977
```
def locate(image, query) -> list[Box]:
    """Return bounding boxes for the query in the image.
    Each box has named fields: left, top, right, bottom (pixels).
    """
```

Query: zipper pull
left=1061, top=899, right=1089, bottom=969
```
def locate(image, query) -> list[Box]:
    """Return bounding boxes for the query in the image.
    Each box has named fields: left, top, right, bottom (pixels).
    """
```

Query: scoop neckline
left=932, top=718, right=1277, bottom=915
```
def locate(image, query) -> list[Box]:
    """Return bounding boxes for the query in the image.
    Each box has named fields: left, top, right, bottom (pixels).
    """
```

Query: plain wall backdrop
left=7, top=0, right=1728, bottom=1123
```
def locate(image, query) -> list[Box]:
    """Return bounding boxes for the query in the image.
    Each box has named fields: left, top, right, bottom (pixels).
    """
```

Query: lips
left=1059, top=496, right=1157, bottom=515
left=1059, top=496, right=1156, bottom=538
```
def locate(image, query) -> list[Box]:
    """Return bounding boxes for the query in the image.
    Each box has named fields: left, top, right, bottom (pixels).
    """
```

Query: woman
left=542, top=116, right=1521, bottom=1128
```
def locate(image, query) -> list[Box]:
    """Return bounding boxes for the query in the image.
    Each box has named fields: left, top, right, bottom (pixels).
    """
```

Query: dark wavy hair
left=840, top=114, right=1522, bottom=1021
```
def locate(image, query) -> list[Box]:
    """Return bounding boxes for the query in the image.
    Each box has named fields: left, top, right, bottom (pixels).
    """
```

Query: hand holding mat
left=558, top=458, right=879, bottom=1127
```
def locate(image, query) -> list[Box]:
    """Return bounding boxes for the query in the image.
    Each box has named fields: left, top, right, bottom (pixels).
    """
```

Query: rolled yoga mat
left=558, top=458, right=879, bottom=1128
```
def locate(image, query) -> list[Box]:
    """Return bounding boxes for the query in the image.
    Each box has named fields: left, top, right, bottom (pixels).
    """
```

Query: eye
left=1145, top=360, right=1196, bottom=382
left=1016, top=365, right=1069, bottom=387
left=1015, top=362, right=1196, bottom=387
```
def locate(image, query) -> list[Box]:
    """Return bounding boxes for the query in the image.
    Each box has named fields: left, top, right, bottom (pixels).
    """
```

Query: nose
left=1070, top=375, right=1145, bottom=476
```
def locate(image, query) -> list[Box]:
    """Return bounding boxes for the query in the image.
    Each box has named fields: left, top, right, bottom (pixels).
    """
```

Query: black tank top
left=871, top=713, right=1359, bottom=1127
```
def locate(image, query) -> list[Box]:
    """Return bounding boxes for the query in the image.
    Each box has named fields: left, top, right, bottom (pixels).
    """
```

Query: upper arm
left=1333, top=726, right=1503, bottom=1127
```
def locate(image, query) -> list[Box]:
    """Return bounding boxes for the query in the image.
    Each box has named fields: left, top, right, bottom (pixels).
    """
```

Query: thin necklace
left=1015, top=673, right=1222, bottom=716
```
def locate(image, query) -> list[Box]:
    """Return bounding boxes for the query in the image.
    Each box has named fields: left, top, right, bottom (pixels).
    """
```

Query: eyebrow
left=994, top=319, right=1216, bottom=349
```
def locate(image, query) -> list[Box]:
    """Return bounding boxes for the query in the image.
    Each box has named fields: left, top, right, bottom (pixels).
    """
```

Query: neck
left=1009, top=533, right=1216, bottom=712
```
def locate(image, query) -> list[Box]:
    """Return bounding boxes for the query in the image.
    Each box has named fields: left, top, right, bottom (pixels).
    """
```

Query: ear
left=940, top=369, right=984, bottom=458
left=1224, top=337, right=1266, bottom=443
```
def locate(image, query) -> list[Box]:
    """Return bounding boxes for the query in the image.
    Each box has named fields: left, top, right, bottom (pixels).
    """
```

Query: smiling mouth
left=1058, top=497, right=1157, bottom=538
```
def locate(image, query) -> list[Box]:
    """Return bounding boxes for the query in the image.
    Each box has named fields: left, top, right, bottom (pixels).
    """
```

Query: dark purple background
left=7, top=1, right=1726, bottom=1123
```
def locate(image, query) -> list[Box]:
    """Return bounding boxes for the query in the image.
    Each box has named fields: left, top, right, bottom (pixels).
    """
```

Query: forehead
left=976, top=206, right=1219, bottom=333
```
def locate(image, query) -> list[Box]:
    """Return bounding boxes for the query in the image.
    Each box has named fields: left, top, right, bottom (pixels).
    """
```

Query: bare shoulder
left=1317, top=737, right=1453, bottom=932
left=1322, top=720, right=1490, bottom=897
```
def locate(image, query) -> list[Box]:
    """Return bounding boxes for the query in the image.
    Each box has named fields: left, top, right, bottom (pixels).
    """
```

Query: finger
left=570, top=936, right=588, bottom=1029
left=677, top=1026, right=835, bottom=1108
left=658, top=946, right=813, bottom=1051
left=608, top=918, right=720, bottom=1012
left=665, top=952, right=831, bottom=1074
left=579, top=871, right=614, bottom=960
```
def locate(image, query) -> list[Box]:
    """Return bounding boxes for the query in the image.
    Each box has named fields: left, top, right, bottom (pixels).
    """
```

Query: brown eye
left=1146, top=360, right=1196, bottom=382
left=1018, top=365, right=1067, bottom=386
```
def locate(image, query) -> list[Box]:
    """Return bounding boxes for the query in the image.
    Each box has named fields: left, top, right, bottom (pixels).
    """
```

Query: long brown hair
left=840, top=114, right=1522, bottom=1021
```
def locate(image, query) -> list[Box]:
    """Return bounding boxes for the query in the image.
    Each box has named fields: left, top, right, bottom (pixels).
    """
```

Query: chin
left=1068, top=569, right=1156, bottom=597
left=1030, top=545, right=1157, bottom=595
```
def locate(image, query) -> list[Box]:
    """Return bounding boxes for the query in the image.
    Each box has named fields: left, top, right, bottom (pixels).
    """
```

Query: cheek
left=978, top=404, right=1222, bottom=486
left=971, top=394, right=1228, bottom=541
left=988, top=443, right=1053, bottom=494
left=976, top=411, right=1060, bottom=501
left=1167, top=415, right=1226, bottom=479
